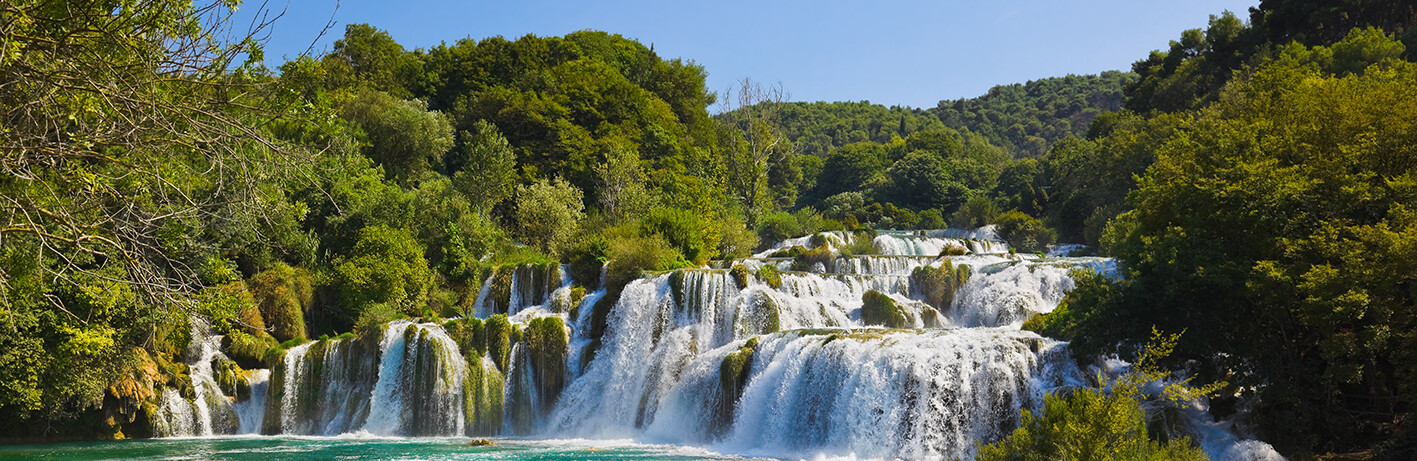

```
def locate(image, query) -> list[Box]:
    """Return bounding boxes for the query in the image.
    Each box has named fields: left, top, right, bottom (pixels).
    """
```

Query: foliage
left=975, top=388, right=1208, bottom=461
left=933, top=72, right=1137, bottom=157
left=1098, top=33, right=1417, bottom=453
left=333, top=225, right=431, bottom=322
left=513, top=178, right=585, bottom=256
left=452, top=120, right=519, bottom=213
left=246, top=264, right=314, bottom=342
left=951, top=195, right=1000, bottom=229
left=341, top=88, right=455, bottom=184
left=994, top=211, right=1056, bottom=252
left=860, top=290, right=909, bottom=328
left=639, top=207, right=717, bottom=264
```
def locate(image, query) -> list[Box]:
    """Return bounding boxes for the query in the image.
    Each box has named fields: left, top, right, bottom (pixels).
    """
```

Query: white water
left=151, top=241, right=1282, bottom=460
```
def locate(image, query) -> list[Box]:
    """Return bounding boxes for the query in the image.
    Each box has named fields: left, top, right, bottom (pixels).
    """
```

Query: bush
left=755, top=211, right=803, bottom=246
left=951, top=195, right=1000, bottom=228
left=714, top=215, right=759, bottom=261
left=513, top=177, right=584, bottom=256
left=791, top=246, right=835, bottom=272
left=994, top=210, right=1056, bottom=252
left=756, top=265, right=782, bottom=289
left=640, top=207, right=717, bottom=264
left=917, top=208, right=947, bottom=229
left=605, top=233, right=685, bottom=291
left=333, top=225, right=431, bottom=320
left=564, top=234, right=608, bottom=289
left=975, top=388, right=1208, bottom=461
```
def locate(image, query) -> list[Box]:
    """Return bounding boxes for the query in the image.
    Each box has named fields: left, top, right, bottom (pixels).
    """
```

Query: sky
left=235, top=0, right=1259, bottom=109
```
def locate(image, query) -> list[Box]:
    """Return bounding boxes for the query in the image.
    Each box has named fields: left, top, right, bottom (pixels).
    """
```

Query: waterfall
left=645, top=329, right=1081, bottom=460
left=150, top=320, right=242, bottom=437
left=363, top=320, right=468, bottom=436
left=145, top=228, right=1280, bottom=460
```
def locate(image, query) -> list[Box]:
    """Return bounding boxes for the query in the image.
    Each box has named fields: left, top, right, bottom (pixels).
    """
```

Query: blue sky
left=238, top=0, right=1258, bottom=108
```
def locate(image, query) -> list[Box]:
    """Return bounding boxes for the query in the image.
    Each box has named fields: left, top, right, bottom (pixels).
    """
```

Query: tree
left=716, top=78, right=792, bottom=226
left=340, top=89, right=455, bottom=185
left=513, top=177, right=584, bottom=256
left=452, top=120, right=518, bottom=213
left=0, top=0, right=317, bottom=435
left=333, top=225, right=430, bottom=318
left=1100, top=32, right=1417, bottom=453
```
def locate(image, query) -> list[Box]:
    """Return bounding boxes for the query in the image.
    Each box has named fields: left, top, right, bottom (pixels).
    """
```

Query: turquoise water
left=0, top=437, right=773, bottom=461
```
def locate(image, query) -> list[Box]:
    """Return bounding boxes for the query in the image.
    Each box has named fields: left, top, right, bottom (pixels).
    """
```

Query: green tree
left=452, top=120, right=518, bottom=213
left=1101, top=32, right=1417, bottom=453
left=333, top=225, right=431, bottom=319
left=341, top=88, right=455, bottom=185
left=513, top=178, right=585, bottom=256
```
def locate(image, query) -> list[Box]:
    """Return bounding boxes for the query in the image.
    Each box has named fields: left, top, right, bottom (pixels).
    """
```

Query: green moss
left=246, top=263, right=313, bottom=342
left=488, top=265, right=515, bottom=315
left=486, top=314, right=513, bottom=372
left=224, top=331, right=279, bottom=370
left=523, top=317, right=568, bottom=420
left=756, top=265, right=782, bottom=289
left=767, top=245, right=805, bottom=258
left=861, top=290, right=909, bottom=328
left=791, top=246, right=835, bottom=272
left=262, top=345, right=287, bottom=368
left=940, top=245, right=969, bottom=256
left=714, top=340, right=758, bottom=436
left=729, top=264, right=750, bottom=289
left=911, top=261, right=971, bottom=310
left=809, top=233, right=830, bottom=249
left=739, top=294, right=782, bottom=336
left=669, top=270, right=688, bottom=308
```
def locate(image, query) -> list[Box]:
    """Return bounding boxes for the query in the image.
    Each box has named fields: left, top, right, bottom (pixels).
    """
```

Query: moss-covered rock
left=792, top=246, right=835, bottom=272
left=729, top=264, right=750, bottom=289
left=768, top=245, right=807, bottom=258
left=106, top=348, right=162, bottom=432
left=444, top=317, right=488, bottom=361
left=911, top=261, right=971, bottom=311
left=487, top=265, right=516, bottom=315
left=809, top=233, right=830, bottom=249
left=523, top=316, right=568, bottom=419
left=714, top=339, right=758, bottom=437
left=756, top=265, right=782, bottom=289
left=247, top=263, right=313, bottom=342
left=738, top=292, right=783, bottom=336
left=224, top=331, right=279, bottom=370
left=861, top=290, right=909, bottom=328
left=464, top=357, right=504, bottom=436
left=486, top=314, right=513, bottom=373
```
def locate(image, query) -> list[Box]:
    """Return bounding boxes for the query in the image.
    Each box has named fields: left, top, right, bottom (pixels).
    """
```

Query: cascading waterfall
left=645, top=329, right=1081, bottom=460
left=147, top=236, right=1279, bottom=460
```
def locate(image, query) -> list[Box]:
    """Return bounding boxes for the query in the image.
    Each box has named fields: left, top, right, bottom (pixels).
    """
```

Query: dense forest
left=1, top=0, right=1415, bottom=458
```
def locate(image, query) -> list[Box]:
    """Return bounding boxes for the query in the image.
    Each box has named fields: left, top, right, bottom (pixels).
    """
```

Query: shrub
left=333, top=225, right=431, bottom=320
left=640, top=207, right=717, bottom=264
left=730, top=265, right=751, bottom=289
left=714, top=214, right=759, bottom=261
left=513, top=177, right=584, bottom=256
left=756, top=265, right=782, bottom=289
left=975, top=388, right=1208, bottom=461
left=951, top=195, right=1000, bottom=228
left=755, top=211, right=803, bottom=246
left=917, top=208, right=947, bottom=229
left=605, top=233, right=685, bottom=290
left=994, top=210, right=1056, bottom=252
left=791, top=246, right=834, bottom=272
